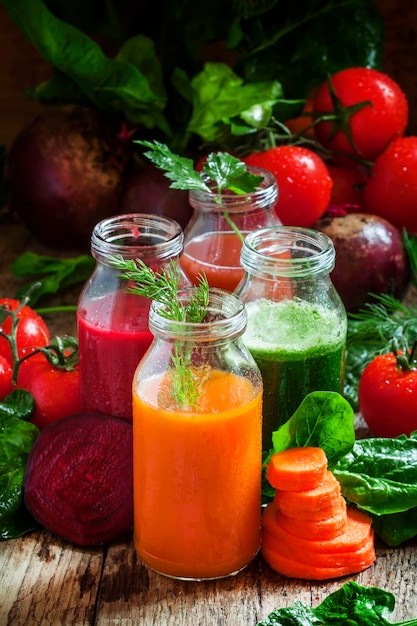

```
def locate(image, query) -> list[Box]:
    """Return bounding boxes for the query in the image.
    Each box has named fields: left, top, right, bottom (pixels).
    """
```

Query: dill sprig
left=108, top=255, right=210, bottom=408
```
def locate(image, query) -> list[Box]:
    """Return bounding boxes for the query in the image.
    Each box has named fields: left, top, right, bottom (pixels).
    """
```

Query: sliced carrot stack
left=266, top=446, right=328, bottom=492
left=261, top=447, right=376, bottom=580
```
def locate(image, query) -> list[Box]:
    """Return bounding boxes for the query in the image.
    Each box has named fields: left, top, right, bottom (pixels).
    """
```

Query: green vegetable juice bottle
left=235, top=226, right=347, bottom=453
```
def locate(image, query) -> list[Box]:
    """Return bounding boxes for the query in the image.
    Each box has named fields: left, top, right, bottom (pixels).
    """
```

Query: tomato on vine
left=244, top=146, right=332, bottom=227
left=358, top=342, right=417, bottom=438
left=313, top=67, right=408, bottom=162
left=0, top=298, right=50, bottom=364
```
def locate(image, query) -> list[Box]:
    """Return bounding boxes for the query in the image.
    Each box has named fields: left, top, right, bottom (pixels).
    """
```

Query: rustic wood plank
left=0, top=529, right=104, bottom=626
left=94, top=535, right=417, bottom=625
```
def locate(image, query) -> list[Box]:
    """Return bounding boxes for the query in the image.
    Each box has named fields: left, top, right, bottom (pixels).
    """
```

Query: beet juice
left=77, top=214, right=185, bottom=422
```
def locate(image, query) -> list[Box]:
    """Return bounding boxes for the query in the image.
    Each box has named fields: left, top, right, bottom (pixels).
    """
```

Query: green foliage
left=257, top=581, right=417, bottom=626
left=0, top=0, right=383, bottom=153
left=0, top=390, right=39, bottom=540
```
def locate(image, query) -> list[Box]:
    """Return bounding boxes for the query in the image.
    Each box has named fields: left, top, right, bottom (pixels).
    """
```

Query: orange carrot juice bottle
left=132, top=288, right=263, bottom=580
left=181, top=166, right=280, bottom=291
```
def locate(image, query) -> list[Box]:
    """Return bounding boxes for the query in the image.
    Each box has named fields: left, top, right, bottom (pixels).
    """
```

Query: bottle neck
left=189, top=166, right=278, bottom=214
left=149, top=288, right=247, bottom=343
left=240, top=226, right=335, bottom=280
left=91, top=213, right=184, bottom=265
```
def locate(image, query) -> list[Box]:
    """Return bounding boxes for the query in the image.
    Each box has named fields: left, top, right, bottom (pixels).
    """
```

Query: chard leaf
left=186, top=62, right=283, bottom=142
left=334, top=432, right=417, bottom=515
left=1, top=0, right=170, bottom=132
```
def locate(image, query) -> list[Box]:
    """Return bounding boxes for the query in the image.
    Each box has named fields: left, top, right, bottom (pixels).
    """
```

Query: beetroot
left=120, top=160, right=193, bottom=230
left=313, top=212, right=410, bottom=312
left=5, top=106, right=131, bottom=249
left=24, top=413, right=133, bottom=546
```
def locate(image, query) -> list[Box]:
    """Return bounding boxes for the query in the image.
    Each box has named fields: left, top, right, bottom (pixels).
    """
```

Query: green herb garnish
left=138, top=139, right=263, bottom=195
left=109, top=255, right=210, bottom=409
left=137, top=140, right=264, bottom=242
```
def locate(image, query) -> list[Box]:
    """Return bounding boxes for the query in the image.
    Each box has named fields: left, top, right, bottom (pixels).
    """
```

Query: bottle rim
left=189, top=166, right=278, bottom=213
left=149, top=288, right=247, bottom=341
left=91, top=213, right=184, bottom=262
left=240, top=226, right=335, bottom=278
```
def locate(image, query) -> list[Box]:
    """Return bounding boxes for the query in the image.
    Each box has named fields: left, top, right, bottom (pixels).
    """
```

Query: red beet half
left=5, top=106, right=131, bottom=249
left=24, top=413, right=133, bottom=546
left=313, top=212, right=410, bottom=312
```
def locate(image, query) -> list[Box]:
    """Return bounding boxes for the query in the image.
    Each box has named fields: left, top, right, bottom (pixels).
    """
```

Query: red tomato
left=0, top=354, right=13, bottom=399
left=363, top=136, right=417, bottom=233
left=326, top=162, right=367, bottom=210
left=244, top=146, right=332, bottom=227
left=358, top=351, right=417, bottom=437
left=314, top=67, right=408, bottom=162
left=17, top=353, right=80, bottom=430
left=0, top=299, right=50, bottom=364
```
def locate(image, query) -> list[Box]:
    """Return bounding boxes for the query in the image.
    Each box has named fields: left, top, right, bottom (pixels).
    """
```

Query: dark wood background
left=1, top=1, right=417, bottom=151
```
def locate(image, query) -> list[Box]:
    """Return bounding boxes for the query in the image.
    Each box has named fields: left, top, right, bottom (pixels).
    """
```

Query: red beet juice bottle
left=77, top=213, right=186, bottom=421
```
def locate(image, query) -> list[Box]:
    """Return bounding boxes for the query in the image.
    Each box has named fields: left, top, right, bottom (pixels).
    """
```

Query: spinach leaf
left=262, top=391, right=355, bottom=501
left=334, top=432, right=417, bottom=516
left=11, top=251, right=95, bottom=306
left=257, top=581, right=417, bottom=626
left=0, top=391, right=39, bottom=540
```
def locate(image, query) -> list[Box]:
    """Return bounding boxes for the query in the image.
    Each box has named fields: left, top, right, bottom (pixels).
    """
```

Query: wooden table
left=1, top=214, right=417, bottom=625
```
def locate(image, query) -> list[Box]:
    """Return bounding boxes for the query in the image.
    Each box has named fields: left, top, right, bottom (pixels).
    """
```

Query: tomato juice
left=243, top=299, right=346, bottom=450
left=180, top=231, right=245, bottom=291
left=77, top=291, right=153, bottom=421
left=132, top=368, right=262, bottom=580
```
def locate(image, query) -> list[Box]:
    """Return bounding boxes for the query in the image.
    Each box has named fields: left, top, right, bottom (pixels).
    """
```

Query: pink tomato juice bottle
left=77, top=213, right=186, bottom=421
left=181, top=166, right=279, bottom=290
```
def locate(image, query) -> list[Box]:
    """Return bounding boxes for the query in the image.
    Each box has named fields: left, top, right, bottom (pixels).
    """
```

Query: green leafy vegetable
left=262, top=391, right=355, bottom=501
left=257, top=581, right=417, bottom=626
left=0, top=390, right=39, bottom=540
left=138, top=140, right=263, bottom=194
left=11, top=251, right=95, bottom=306
left=0, top=0, right=383, bottom=153
left=334, top=432, right=417, bottom=546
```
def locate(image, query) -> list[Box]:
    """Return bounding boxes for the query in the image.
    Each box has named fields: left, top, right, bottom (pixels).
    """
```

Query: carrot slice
left=276, top=501, right=347, bottom=539
left=261, top=535, right=375, bottom=580
left=266, top=447, right=328, bottom=491
left=262, top=527, right=375, bottom=569
left=263, top=502, right=374, bottom=554
left=274, top=470, right=342, bottom=518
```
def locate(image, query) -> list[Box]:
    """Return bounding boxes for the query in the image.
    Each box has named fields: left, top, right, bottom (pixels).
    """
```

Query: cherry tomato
left=363, top=136, right=417, bottom=233
left=0, top=354, right=13, bottom=399
left=358, top=351, right=417, bottom=437
left=244, top=146, right=332, bottom=227
left=0, top=299, right=50, bottom=364
left=313, top=67, right=408, bottom=162
left=17, top=353, right=80, bottom=430
left=326, top=162, right=367, bottom=210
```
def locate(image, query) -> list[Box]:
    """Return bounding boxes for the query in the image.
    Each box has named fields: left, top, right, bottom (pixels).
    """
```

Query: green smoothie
left=243, top=298, right=347, bottom=451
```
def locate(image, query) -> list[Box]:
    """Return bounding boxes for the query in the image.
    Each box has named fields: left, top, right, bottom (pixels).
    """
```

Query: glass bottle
left=235, top=226, right=347, bottom=453
left=77, top=213, right=186, bottom=422
left=180, top=166, right=280, bottom=292
left=132, top=288, right=263, bottom=580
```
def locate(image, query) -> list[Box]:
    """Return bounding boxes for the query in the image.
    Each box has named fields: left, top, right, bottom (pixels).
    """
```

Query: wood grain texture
left=1, top=532, right=416, bottom=626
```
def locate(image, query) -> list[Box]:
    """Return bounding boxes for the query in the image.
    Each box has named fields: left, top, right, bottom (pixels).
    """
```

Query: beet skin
left=24, top=413, right=133, bottom=546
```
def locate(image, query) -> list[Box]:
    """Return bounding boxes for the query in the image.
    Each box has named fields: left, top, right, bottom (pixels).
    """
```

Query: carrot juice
left=132, top=368, right=262, bottom=580
left=180, top=231, right=245, bottom=291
